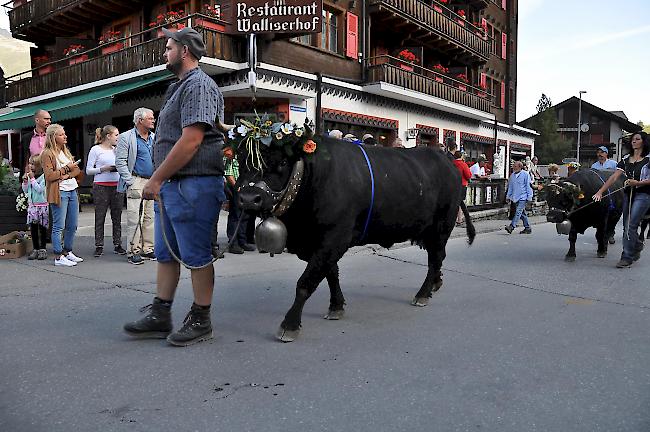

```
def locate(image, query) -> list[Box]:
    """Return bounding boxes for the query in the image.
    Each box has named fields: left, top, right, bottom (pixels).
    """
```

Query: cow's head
left=542, top=181, right=584, bottom=223
left=230, top=118, right=316, bottom=216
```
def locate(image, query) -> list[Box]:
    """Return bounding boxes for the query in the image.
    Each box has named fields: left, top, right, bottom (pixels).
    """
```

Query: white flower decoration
left=228, top=129, right=236, bottom=139
left=281, top=123, right=293, bottom=135
left=294, top=128, right=303, bottom=137
left=237, top=124, right=248, bottom=136
left=275, top=132, right=284, bottom=140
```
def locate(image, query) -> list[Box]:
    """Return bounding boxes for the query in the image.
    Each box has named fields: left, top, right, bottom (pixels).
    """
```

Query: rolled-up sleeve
left=181, top=82, right=220, bottom=130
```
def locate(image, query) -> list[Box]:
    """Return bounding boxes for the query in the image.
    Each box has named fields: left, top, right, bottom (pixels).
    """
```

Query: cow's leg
left=596, top=224, right=607, bottom=258
left=277, top=246, right=347, bottom=342
left=323, top=263, right=345, bottom=320
left=565, top=228, right=578, bottom=262
left=412, top=226, right=452, bottom=307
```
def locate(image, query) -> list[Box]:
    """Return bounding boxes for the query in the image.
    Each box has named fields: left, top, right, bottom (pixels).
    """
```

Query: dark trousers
left=93, top=184, right=124, bottom=248
left=30, top=223, right=47, bottom=250
left=226, top=190, right=249, bottom=246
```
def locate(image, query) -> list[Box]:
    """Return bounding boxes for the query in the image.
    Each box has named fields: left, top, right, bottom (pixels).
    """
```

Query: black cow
left=544, top=169, right=624, bottom=261
left=236, top=134, right=475, bottom=342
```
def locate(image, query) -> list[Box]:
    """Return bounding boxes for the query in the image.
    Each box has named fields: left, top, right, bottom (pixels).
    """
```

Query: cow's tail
left=460, top=201, right=476, bottom=245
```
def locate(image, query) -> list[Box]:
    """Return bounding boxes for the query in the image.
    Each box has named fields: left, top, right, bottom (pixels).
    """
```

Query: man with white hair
left=328, top=129, right=343, bottom=139
left=115, top=107, right=157, bottom=265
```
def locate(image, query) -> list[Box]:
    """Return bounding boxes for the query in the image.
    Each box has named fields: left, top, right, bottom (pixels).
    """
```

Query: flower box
left=478, top=92, right=487, bottom=97
left=0, top=195, right=28, bottom=237
left=399, top=63, right=414, bottom=72
left=457, top=19, right=465, bottom=26
left=195, top=18, right=225, bottom=31
left=433, top=5, right=442, bottom=12
left=0, top=231, right=32, bottom=259
left=457, top=84, right=467, bottom=91
left=38, top=65, right=54, bottom=76
left=434, top=76, right=444, bottom=83
left=157, top=27, right=181, bottom=38
left=101, top=42, right=124, bottom=55
left=68, top=54, right=88, bottom=65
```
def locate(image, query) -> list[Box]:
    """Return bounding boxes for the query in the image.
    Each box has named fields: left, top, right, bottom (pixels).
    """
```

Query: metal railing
left=365, top=56, right=493, bottom=113
left=369, top=0, right=491, bottom=61
left=466, top=178, right=507, bottom=209
left=4, top=14, right=242, bottom=103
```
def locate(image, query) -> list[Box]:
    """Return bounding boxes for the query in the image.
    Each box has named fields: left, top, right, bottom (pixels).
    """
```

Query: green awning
left=0, top=74, right=172, bottom=131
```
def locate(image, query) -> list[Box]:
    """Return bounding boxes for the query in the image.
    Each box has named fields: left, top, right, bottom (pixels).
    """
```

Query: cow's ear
left=303, top=121, right=314, bottom=139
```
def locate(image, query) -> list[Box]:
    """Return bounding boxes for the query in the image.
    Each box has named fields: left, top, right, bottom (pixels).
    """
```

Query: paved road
left=1, top=213, right=649, bottom=432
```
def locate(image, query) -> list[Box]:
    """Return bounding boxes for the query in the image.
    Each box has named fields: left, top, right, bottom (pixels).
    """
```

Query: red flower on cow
left=303, top=140, right=317, bottom=154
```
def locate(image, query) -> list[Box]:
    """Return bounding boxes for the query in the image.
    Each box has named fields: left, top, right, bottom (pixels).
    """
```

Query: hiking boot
left=632, top=251, right=641, bottom=262
left=616, top=259, right=633, bottom=268
left=94, top=247, right=103, bottom=257
left=123, top=298, right=173, bottom=339
left=128, top=254, right=144, bottom=265
left=141, top=251, right=157, bottom=260
left=504, top=225, right=514, bottom=234
left=520, top=227, right=532, bottom=234
left=114, top=245, right=127, bottom=255
left=27, top=249, right=39, bottom=260
left=228, top=244, right=244, bottom=254
left=166, top=305, right=213, bottom=347
left=241, top=243, right=256, bottom=252
left=37, top=249, right=48, bottom=260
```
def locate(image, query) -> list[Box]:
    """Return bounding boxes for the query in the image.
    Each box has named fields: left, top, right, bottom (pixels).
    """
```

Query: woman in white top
left=87, top=125, right=125, bottom=257
left=41, top=124, right=83, bottom=267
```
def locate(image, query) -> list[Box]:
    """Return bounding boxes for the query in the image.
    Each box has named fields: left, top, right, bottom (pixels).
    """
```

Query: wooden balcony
left=369, top=0, right=491, bottom=64
left=365, top=56, right=493, bottom=113
left=7, top=0, right=152, bottom=43
left=5, top=16, right=243, bottom=103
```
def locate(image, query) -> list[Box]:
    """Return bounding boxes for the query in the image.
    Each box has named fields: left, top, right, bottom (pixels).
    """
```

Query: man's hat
left=162, top=27, right=207, bottom=60
left=597, top=145, right=608, bottom=154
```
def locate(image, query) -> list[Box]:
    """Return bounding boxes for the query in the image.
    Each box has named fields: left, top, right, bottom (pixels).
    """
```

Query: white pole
left=577, top=90, right=586, bottom=164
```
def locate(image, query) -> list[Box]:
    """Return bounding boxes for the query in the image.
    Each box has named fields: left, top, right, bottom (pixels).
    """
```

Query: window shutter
left=346, top=12, right=359, bottom=59
left=500, top=81, right=506, bottom=108
left=480, top=72, right=486, bottom=88
left=502, top=0, right=507, bottom=10
left=501, top=32, right=507, bottom=59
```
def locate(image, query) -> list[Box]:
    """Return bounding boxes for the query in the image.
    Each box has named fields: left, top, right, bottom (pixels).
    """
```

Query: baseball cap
left=597, top=146, right=608, bottom=154
left=162, top=27, right=207, bottom=60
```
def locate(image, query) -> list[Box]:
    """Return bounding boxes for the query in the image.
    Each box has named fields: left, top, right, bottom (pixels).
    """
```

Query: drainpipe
left=361, top=0, right=367, bottom=83
left=315, top=72, right=323, bottom=135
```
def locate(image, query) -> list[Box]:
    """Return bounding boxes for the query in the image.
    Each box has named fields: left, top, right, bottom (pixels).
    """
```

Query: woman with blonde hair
left=41, top=124, right=84, bottom=267
left=87, top=125, right=125, bottom=257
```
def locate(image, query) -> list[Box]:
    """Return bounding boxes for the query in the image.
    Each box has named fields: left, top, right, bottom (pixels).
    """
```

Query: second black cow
left=236, top=129, right=475, bottom=342
left=544, top=169, right=624, bottom=261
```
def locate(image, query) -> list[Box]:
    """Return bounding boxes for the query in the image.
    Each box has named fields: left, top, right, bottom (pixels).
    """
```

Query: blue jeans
left=155, top=176, right=225, bottom=267
left=510, top=200, right=530, bottom=228
left=621, top=192, right=650, bottom=261
left=51, top=190, right=79, bottom=255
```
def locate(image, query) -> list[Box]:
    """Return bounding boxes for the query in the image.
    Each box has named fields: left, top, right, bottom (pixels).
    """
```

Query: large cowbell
left=556, top=220, right=572, bottom=235
left=255, top=216, right=287, bottom=255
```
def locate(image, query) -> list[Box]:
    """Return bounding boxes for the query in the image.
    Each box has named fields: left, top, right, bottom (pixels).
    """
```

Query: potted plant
left=477, top=82, right=487, bottom=97
left=457, top=9, right=466, bottom=25
left=196, top=4, right=225, bottom=31
left=431, top=63, right=448, bottom=82
left=33, top=55, right=53, bottom=76
left=63, top=44, right=87, bottom=65
left=99, top=30, right=123, bottom=55
left=149, top=10, right=187, bottom=37
left=0, top=162, right=25, bottom=236
left=455, top=73, right=468, bottom=91
left=433, top=0, right=447, bottom=13
left=397, top=49, right=418, bottom=72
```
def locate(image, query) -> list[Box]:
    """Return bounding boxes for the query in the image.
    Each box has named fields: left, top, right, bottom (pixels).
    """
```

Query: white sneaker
left=65, top=251, right=84, bottom=263
left=55, top=256, right=77, bottom=267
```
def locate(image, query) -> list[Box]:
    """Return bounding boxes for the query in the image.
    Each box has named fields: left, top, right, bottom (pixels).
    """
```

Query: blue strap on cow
left=354, top=142, right=375, bottom=242
left=590, top=169, right=616, bottom=211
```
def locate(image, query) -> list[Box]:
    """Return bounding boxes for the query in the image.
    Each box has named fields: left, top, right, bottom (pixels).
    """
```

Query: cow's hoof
left=411, top=297, right=429, bottom=307
left=324, top=309, right=344, bottom=320
left=564, top=255, right=576, bottom=262
left=276, top=327, right=300, bottom=343
left=597, top=251, right=607, bottom=258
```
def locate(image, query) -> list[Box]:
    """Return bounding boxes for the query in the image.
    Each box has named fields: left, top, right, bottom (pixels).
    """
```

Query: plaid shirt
left=224, top=157, right=239, bottom=180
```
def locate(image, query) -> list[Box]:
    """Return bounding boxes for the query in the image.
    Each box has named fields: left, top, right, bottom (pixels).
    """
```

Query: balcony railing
left=466, top=178, right=506, bottom=210
left=369, top=0, right=490, bottom=62
left=4, top=15, right=243, bottom=103
left=365, top=56, right=493, bottom=113
left=6, top=0, right=80, bottom=33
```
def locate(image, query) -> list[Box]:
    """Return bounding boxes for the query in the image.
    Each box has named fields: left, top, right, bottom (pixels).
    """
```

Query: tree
left=536, top=93, right=552, bottom=113
left=638, top=121, right=650, bottom=134
left=533, top=95, right=573, bottom=164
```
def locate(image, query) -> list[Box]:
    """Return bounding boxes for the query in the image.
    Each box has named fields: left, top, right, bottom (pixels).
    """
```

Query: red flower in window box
left=397, top=49, right=418, bottom=64
left=99, top=30, right=122, bottom=45
left=457, top=9, right=466, bottom=18
left=456, top=73, right=469, bottom=84
left=432, top=63, right=449, bottom=74
left=63, top=44, right=84, bottom=57
left=149, top=10, right=187, bottom=30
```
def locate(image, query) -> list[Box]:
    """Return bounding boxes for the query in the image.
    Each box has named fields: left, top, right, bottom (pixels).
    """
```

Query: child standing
left=22, top=155, right=48, bottom=260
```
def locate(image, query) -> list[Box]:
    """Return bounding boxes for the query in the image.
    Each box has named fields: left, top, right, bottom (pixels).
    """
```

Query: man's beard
left=166, top=58, right=182, bottom=75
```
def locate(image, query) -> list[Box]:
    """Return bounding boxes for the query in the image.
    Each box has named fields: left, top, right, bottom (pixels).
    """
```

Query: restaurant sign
left=226, top=0, right=323, bottom=34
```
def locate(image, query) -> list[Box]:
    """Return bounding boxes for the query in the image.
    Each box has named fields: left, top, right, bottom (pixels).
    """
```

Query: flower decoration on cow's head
left=227, top=112, right=315, bottom=171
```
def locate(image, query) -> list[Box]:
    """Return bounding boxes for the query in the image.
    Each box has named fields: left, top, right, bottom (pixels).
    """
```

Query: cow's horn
left=216, top=119, right=235, bottom=133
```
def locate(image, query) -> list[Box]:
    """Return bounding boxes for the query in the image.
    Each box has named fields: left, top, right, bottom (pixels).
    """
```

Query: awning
left=0, top=74, right=172, bottom=131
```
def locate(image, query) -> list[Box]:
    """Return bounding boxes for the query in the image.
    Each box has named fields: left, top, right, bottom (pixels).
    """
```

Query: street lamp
left=577, top=90, right=587, bottom=163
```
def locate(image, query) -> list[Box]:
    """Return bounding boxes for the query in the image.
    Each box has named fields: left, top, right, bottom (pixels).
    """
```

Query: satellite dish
left=580, top=123, right=589, bottom=133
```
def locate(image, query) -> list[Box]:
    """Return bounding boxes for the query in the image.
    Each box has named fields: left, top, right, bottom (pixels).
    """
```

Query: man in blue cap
left=591, top=146, right=617, bottom=170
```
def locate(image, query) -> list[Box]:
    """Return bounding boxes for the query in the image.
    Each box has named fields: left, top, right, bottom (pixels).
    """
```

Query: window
left=291, top=7, right=340, bottom=54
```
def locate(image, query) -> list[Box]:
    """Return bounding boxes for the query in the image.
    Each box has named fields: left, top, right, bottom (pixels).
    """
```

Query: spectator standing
left=20, top=109, right=51, bottom=175
left=505, top=160, right=533, bottom=234
left=41, top=124, right=84, bottom=266
left=567, top=161, right=580, bottom=177
left=115, top=108, right=157, bottom=265
left=453, top=151, right=472, bottom=225
left=223, top=146, right=252, bottom=254
left=21, top=155, right=48, bottom=260
left=591, top=146, right=617, bottom=170
left=87, top=125, right=126, bottom=257
left=123, top=28, right=226, bottom=346
left=547, top=163, right=560, bottom=182
left=470, top=156, right=489, bottom=179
